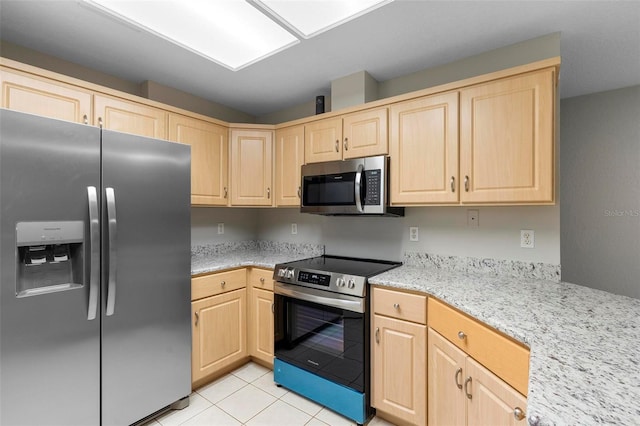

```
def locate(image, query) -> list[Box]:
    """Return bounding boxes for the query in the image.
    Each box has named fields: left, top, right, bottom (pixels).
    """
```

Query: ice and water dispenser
left=16, top=221, right=84, bottom=297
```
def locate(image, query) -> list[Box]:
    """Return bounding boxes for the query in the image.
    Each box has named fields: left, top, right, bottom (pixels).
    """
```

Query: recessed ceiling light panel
left=84, top=0, right=299, bottom=71
left=254, top=0, right=394, bottom=38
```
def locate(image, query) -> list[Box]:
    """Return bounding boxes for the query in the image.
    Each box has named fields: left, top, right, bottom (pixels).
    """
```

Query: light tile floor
left=145, top=362, right=396, bottom=426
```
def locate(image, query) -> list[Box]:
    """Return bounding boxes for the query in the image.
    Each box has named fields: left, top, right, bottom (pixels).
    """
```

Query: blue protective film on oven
left=274, top=358, right=367, bottom=424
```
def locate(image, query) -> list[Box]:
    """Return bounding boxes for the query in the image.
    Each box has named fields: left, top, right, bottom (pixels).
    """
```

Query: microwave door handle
left=354, top=164, right=364, bottom=213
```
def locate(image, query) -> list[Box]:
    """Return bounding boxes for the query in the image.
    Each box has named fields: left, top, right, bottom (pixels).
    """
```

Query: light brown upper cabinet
left=305, top=107, right=388, bottom=164
left=390, top=92, right=459, bottom=204
left=230, top=128, right=274, bottom=206
left=94, top=94, right=167, bottom=139
left=168, top=114, right=229, bottom=206
left=275, top=125, right=304, bottom=206
left=0, top=68, right=92, bottom=124
left=460, top=68, right=555, bottom=204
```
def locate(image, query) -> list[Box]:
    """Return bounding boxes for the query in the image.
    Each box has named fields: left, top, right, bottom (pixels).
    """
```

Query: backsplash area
left=404, top=251, right=561, bottom=282
left=192, top=204, right=560, bottom=272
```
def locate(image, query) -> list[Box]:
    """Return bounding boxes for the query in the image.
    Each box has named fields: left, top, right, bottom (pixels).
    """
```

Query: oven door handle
left=274, top=282, right=365, bottom=314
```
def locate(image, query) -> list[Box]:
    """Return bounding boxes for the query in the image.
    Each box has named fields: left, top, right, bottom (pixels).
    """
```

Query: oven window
left=274, top=295, right=367, bottom=392
left=291, top=304, right=344, bottom=356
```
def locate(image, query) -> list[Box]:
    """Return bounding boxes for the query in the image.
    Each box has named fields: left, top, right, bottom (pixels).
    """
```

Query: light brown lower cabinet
left=428, top=328, right=528, bottom=426
left=247, top=268, right=275, bottom=366
left=371, top=287, right=427, bottom=426
left=191, top=288, right=247, bottom=385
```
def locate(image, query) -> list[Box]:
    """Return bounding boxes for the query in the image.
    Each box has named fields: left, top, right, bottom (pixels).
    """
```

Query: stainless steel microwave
left=300, top=155, right=404, bottom=216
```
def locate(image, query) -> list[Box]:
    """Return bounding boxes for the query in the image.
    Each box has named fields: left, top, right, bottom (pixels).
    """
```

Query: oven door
left=274, top=282, right=368, bottom=393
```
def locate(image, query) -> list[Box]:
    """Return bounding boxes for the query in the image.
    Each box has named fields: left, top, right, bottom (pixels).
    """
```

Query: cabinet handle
left=260, top=277, right=265, bottom=284
left=514, top=407, right=526, bottom=421
left=98, top=117, right=103, bottom=128
left=455, top=367, right=463, bottom=389
left=335, top=140, right=339, bottom=152
left=450, top=176, right=455, bottom=192
left=267, top=187, right=271, bottom=199
left=271, top=303, right=275, bottom=314
left=221, top=280, right=226, bottom=288
left=344, top=138, right=349, bottom=151
left=464, top=175, right=469, bottom=192
left=393, top=303, right=400, bottom=310
left=83, top=114, right=88, bottom=125
left=375, top=327, right=380, bottom=343
left=224, top=187, right=228, bottom=198
left=194, top=311, right=199, bottom=326
left=464, top=376, right=472, bottom=399
left=458, top=331, right=467, bottom=340
left=297, top=186, right=301, bottom=198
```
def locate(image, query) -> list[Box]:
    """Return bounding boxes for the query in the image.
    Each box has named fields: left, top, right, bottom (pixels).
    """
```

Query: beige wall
left=331, top=70, right=378, bottom=111
left=560, top=85, right=640, bottom=298
left=257, top=95, right=332, bottom=124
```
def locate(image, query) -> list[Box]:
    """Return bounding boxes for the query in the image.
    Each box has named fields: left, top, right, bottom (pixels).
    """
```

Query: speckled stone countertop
left=369, top=262, right=640, bottom=426
left=191, top=241, right=323, bottom=275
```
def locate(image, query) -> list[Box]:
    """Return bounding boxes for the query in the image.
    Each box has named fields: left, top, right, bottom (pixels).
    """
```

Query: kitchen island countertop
left=192, top=247, right=639, bottom=426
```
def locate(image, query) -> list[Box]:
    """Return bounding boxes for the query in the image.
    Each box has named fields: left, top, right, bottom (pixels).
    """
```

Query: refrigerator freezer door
left=101, top=130, right=191, bottom=425
left=0, top=109, right=101, bottom=425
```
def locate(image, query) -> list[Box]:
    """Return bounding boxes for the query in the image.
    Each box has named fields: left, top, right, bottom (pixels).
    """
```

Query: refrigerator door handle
left=105, top=187, right=118, bottom=316
left=87, top=186, right=100, bottom=320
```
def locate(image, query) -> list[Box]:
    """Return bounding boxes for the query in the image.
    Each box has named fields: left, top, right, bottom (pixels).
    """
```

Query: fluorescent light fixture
left=84, top=0, right=299, bottom=71
left=254, top=0, right=393, bottom=38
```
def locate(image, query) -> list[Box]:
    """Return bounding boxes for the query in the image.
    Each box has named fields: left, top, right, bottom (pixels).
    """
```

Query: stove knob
left=336, top=278, right=345, bottom=287
left=277, top=268, right=286, bottom=277
left=286, top=268, right=294, bottom=279
left=348, top=279, right=356, bottom=289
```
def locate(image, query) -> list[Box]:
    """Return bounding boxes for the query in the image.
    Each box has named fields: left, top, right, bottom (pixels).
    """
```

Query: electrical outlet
left=217, top=223, right=224, bottom=235
left=467, top=209, right=479, bottom=227
left=291, top=223, right=297, bottom=235
left=409, top=226, right=419, bottom=242
left=520, top=230, right=535, bottom=248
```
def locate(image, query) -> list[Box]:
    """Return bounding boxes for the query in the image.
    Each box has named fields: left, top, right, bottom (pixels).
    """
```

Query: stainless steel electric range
left=272, top=255, right=401, bottom=426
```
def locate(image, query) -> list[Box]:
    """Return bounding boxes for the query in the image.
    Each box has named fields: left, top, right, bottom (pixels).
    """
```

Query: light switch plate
left=217, top=223, right=224, bottom=234
left=291, top=223, right=297, bottom=234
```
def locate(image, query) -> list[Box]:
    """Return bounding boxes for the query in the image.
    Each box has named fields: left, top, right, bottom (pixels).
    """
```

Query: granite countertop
left=369, top=264, right=640, bottom=426
left=191, top=243, right=639, bottom=425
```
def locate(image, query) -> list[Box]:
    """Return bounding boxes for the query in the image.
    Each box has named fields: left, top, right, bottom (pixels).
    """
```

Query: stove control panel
left=274, top=267, right=367, bottom=297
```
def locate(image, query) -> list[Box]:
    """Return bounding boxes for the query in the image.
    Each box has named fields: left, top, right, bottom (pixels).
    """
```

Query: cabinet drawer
left=192, top=269, right=246, bottom=301
left=372, top=287, right=427, bottom=324
left=249, top=268, right=274, bottom=291
left=428, top=297, right=530, bottom=396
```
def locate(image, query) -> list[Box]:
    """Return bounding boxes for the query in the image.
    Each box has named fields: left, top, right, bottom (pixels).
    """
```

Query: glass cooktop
left=280, top=255, right=401, bottom=278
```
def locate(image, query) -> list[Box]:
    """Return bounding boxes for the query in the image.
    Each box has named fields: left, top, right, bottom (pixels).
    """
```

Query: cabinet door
left=466, top=357, right=528, bottom=426
left=0, top=69, right=92, bottom=124
left=372, top=315, right=427, bottom=425
left=460, top=69, right=555, bottom=204
left=275, top=125, right=304, bottom=206
left=390, top=92, right=459, bottom=204
left=169, top=114, right=228, bottom=206
left=230, top=129, right=273, bottom=206
left=192, top=289, right=247, bottom=384
left=304, top=117, right=342, bottom=163
left=342, top=107, right=388, bottom=159
left=428, top=328, right=467, bottom=426
left=248, top=287, right=274, bottom=366
left=94, top=94, right=167, bottom=139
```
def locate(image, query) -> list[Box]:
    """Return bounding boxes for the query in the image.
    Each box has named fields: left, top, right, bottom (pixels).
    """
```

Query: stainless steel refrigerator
left=0, top=109, right=192, bottom=425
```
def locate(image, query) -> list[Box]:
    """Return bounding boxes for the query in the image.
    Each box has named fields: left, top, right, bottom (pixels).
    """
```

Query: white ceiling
left=1, top=0, right=639, bottom=117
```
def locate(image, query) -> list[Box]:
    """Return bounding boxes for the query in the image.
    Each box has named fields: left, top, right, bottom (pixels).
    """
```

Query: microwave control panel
left=363, top=170, right=381, bottom=205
